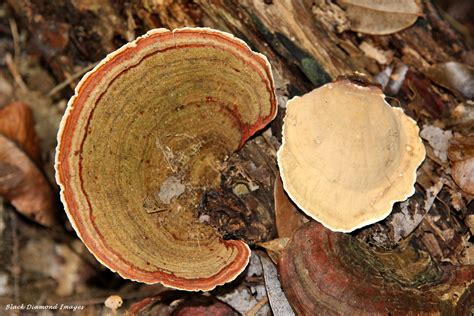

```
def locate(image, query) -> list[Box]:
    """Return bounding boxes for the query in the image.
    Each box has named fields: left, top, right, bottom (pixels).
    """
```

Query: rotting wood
left=4, top=0, right=474, bottom=313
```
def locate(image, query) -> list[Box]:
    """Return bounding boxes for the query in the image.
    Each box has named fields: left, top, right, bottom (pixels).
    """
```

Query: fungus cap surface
left=277, top=79, right=425, bottom=232
left=55, top=28, right=276, bottom=291
left=279, top=222, right=474, bottom=314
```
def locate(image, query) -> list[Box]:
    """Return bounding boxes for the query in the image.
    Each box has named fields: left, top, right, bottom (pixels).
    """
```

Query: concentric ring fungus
left=55, top=28, right=276, bottom=291
left=277, top=78, right=425, bottom=232
left=279, top=222, right=474, bottom=314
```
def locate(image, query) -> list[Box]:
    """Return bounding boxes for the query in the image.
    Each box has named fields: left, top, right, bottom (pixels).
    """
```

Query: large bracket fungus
left=55, top=28, right=276, bottom=291
left=277, top=78, right=425, bottom=232
left=279, top=222, right=474, bottom=314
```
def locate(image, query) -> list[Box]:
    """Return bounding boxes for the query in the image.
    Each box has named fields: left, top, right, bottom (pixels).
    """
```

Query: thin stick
left=245, top=297, right=269, bottom=316
left=63, top=288, right=163, bottom=306
left=9, top=18, right=20, bottom=63
left=47, top=62, right=97, bottom=97
left=5, top=53, right=27, bottom=91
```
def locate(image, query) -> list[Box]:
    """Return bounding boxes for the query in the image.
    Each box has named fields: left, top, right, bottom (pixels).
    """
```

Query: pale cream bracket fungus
left=55, top=28, right=276, bottom=291
left=277, top=78, right=425, bottom=232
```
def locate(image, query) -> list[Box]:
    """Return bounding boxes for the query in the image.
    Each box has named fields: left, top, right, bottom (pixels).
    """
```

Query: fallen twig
left=9, top=18, right=21, bottom=63
left=47, top=62, right=97, bottom=97
left=244, top=296, right=268, bottom=316
left=5, top=53, right=27, bottom=92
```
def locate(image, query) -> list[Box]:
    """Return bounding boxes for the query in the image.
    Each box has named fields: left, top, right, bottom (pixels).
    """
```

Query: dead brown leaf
left=448, top=136, right=474, bottom=195
left=0, top=134, right=56, bottom=226
left=337, top=0, right=422, bottom=35
left=451, top=158, right=474, bottom=195
left=425, top=62, right=474, bottom=99
left=0, top=101, right=42, bottom=164
left=258, top=238, right=289, bottom=264
left=448, top=136, right=474, bottom=161
left=273, top=173, right=307, bottom=238
left=459, top=241, right=474, bottom=265
left=450, top=103, right=474, bottom=134
left=465, top=215, right=474, bottom=235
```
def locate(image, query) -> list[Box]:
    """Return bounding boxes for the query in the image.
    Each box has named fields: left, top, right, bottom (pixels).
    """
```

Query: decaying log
left=6, top=0, right=473, bottom=312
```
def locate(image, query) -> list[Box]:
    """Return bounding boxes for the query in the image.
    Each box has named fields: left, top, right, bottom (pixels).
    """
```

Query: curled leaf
left=337, top=0, right=422, bottom=35
left=0, top=101, right=42, bottom=163
left=425, top=62, right=474, bottom=99
left=451, top=158, right=474, bottom=195
left=258, top=237, right=289, bottom=263
left=449, top=137, right=474, bottom=195
left=0, top=134, right=56, bottom=226
left=273, top=173, right=306, bottom=238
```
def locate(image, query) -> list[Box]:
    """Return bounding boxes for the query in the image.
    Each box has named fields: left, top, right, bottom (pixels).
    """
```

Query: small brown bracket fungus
left=55, top=28, right=276, bottom=291
left=277, top=78, right=425, bottom=232
left=279, top=222, right=474, bottom=314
